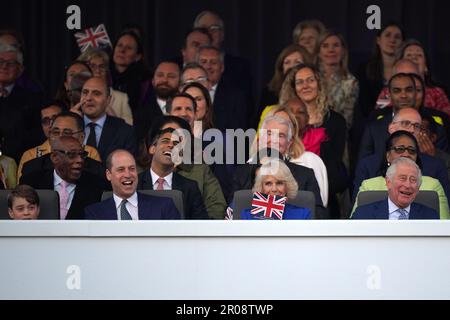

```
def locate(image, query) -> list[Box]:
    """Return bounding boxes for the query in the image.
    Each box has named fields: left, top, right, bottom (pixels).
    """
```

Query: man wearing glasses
left=354, top=107, right=450, bottom=204
left=0, top=43, right=43, bottom=162
left=18, top=112, right=104, bottom=183
left=20, top=136, right=105, bottom=219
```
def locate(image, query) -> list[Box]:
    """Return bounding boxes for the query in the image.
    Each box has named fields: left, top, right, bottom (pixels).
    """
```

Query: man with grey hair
left=0, top=43, right=43, bottom=162
left=196, top=45, right=252, bottom=131
left=193, top=10, right=253, bottom=108
left=180, top=62, right=211, bottom=90
left=353, top=157, right=439, bottom=219
left=232, top=114, right=327, bottom=218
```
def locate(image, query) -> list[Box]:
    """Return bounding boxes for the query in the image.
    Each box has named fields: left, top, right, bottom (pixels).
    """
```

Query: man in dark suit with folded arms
left=137, top=127, right=208, bottom=219
left=85, top=149, right=180, bottom=220
left=353, top=157, right=439, bottom=219
left=20, top=136, right=104, bottom=219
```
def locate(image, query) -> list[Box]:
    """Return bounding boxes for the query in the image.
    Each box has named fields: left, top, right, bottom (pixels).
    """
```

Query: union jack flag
left=251, top=192, right=286, bottom=220
left=74, top=24, right=112, bottom=52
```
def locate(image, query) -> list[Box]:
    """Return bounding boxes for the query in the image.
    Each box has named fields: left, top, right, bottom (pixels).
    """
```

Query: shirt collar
left=83, top=113, right=107, bottom=129
left=156, top=98, right=167, bottom=113
left=150, top=168, right=173, bottom=188
left=112, top=191, right=138, bottom=209
left=53, top=170, right=76, bottom=188
left=2, top=83, right=15, bottom=96
left=388, top=197, right=411, bottom=214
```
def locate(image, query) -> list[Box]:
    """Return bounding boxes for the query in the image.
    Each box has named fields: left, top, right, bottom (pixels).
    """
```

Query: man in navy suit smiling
left=85, top=149, right=180, bottom=220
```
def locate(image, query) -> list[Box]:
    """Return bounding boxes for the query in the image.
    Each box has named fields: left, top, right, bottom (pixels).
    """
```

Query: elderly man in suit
left=20, top=136, right=105, bottom=219
left=80, top=76, right=137, bottom=161
left=352, top=157, right=439, bottom=219
left=85, top=150, right=180, bottom=220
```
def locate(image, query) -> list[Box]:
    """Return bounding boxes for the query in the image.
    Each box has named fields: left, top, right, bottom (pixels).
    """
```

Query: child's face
left=8, top=197, right=40, bottom=220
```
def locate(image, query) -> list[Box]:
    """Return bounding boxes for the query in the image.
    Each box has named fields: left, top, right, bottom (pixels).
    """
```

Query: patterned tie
left=86, top=122, right=97, bottom=147
left=156, top=177, right=165, bottom=190
left=59, top=180, right=69, bottom=220
left=397, top=208, right=408, bottom=220
left=120, top=199, right=132, bottom=220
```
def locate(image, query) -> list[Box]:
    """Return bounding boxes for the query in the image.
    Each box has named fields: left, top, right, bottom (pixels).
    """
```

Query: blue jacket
left=352, top=199, right=439, bottom=219
left=85, top=192, right=181, bottom=220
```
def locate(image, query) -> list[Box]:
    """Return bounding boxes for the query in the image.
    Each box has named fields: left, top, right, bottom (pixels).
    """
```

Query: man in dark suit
left=135, top=61, right=181, bottom=143
left=358, top=74, right=448, bottom=161
left=80, top=77, right=137, bottom=161
left=20, top=136, right=104, bottom=219
left=137, top=127, right=208, bottom=219
left=353, top=157, right=439, bottom=219
left=85, top=150, right=180, bottom=220
left=0, top=44, right=43, bottom=162
left=196, top=45, right=253, bottom=131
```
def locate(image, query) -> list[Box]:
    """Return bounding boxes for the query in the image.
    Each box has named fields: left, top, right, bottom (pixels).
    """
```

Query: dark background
left=2, top=0, right=450, bottom=101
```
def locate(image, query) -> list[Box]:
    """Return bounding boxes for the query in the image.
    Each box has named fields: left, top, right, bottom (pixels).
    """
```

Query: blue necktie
left=397, top=208, right=408, bottom=220
left=120, top=199, right=132, bottom=220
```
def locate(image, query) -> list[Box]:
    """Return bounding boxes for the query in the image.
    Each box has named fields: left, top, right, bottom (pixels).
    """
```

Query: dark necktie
left=120, top=199, right=132, bottom=220
left=86, top=122, right=97, bottom=147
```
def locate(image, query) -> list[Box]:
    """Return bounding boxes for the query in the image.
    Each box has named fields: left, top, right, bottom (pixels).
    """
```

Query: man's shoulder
left=105, top=115, right=133, bottom=130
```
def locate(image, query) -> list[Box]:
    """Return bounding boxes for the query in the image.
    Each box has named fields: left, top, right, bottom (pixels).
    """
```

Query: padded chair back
left=357, top=190, right=439, bottom=215
left=232, top=189, right=315, bottom=220
left=101, top=190, right=184, bottom=218
left=0, top=189, right=60, bottom=220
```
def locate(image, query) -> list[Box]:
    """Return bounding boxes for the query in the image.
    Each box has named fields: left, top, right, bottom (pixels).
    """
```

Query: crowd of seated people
left=0, top=10, right=449, bottom=221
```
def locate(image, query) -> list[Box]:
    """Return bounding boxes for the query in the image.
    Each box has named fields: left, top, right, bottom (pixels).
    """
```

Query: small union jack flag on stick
left=251, top=192, right=286, bottom=220
left=74, top=24, right=112, bottom=52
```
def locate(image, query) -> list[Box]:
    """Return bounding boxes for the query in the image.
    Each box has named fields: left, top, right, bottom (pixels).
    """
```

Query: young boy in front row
left=8, top=185, right=40, bottom=220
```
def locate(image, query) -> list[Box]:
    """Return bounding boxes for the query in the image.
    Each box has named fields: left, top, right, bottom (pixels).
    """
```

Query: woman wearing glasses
left=352, top=130, right=449, bottom=218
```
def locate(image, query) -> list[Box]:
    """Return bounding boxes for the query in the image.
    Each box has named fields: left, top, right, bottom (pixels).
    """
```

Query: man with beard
left=135, top=61, right=180, bottom=143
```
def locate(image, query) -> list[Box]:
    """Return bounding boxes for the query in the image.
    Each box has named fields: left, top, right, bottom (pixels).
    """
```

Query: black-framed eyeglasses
left=49, top=128, right=84, bottom=137
left=53, top=149, right=88, bottom=159
left=390, top=145, right=417, bottom=155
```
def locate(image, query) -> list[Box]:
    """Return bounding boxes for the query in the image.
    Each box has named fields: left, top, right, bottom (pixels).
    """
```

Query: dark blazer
left=96, top=115, right=137, bottom=161
left=232, top=160, right=327, bottom=219
left=358, top=107, right=449, bottom=161
left=20, top=154, right=109, bottom=188
left=84, top=192, right=181, bottom=220
left=134, top=87, right=164, bottom=143
left=353, top=153, right=450, bottom=202
left=213, top=77, right=253, bottom=132
left=0, top=85, right=43, bottom=162
left=137, top=170, right=208, bottom=219
left=352, top=199, right=439, bottom=219
left=20, top=169, right=105, bottom=219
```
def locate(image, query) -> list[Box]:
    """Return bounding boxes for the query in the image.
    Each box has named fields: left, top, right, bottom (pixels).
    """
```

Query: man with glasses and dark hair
left=18, top=112, right=105, bottom=182
left=20, top=136, right=105, bottom=219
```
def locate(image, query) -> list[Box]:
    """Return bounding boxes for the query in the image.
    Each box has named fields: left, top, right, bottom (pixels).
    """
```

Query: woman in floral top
left=317, top=30, right=359, bottom=129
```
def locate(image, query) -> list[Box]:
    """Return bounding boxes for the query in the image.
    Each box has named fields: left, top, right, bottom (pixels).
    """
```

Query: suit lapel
left=375, top=199, right=390, bottom=219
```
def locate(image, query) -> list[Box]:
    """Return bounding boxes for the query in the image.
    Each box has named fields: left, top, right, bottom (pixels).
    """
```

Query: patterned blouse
left=323, top=72, right=359, bottom=129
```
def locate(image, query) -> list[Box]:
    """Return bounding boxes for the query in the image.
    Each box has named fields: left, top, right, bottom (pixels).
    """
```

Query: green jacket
left=176, top=163, right=227, bottom=219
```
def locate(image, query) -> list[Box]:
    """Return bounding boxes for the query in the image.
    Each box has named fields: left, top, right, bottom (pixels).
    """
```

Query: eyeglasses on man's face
left=182, top=76, right=208, bottom=86
left=49, top=128, right=84, bottom=137
left=393, top=120, right=422, bottom=131
left=53, top=149, right=88, bottom=160
left=0, top=59, right=20, bottom=68
left=390, top=145, right=417, bottom=155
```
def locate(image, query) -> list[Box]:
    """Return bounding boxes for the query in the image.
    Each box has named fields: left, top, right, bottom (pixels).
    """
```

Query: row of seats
left=0, top=190, right=440, bottom=220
